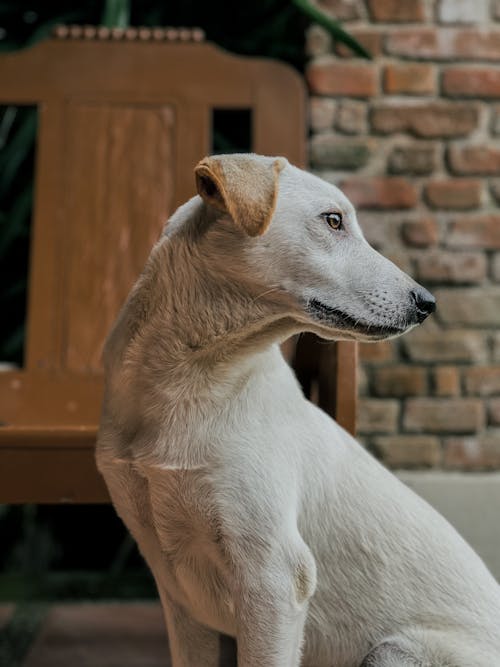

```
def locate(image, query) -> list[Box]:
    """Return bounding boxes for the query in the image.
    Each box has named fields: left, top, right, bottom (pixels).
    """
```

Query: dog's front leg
left=236, top=597, right=308, bottom=667
left=233, top=544, right=316, bottom=667
left=159, top=590, right=221, bottom=667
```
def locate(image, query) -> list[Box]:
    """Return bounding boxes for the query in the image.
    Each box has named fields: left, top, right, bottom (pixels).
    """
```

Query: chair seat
left=0, top=424, right=97, bottom=446
left=0, top=425, right=108, bottom=504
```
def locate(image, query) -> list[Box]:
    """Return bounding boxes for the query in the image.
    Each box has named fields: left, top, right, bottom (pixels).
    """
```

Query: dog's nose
left=411, top=288, right=436, bottom=323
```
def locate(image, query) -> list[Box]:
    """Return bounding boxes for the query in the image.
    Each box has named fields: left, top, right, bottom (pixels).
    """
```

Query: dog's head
left=191, top=153, right=435, bottom=343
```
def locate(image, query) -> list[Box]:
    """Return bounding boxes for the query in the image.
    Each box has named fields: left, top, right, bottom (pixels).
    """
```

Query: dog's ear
left=194, top=154, right=287, bottom=237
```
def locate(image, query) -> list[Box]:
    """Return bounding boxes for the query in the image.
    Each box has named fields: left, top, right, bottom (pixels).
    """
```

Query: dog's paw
left=360, top=641, right=422, bottom=667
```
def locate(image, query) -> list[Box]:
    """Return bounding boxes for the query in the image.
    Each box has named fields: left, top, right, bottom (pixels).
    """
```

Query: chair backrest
left=0, top=33, right=357, bottom=502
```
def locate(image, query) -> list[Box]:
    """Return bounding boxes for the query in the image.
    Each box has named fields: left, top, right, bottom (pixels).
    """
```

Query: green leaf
left=291, top=0, right=371, bottom=59
left=24, top=19, right=61, bottom=48
left=0, top=110, right=37, bottom=198
left=1, top=323, right=25, bottom=359
left=0, top=107, right=17, bottom=149
left=101, top=0, right=131, bottom=28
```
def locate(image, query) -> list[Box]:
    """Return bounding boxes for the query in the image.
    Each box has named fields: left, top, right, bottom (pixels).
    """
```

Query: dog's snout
left=411, top=287, right=436, bottom=323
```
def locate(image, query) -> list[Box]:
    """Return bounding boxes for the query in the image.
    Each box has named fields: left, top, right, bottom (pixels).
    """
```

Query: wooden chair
left=0, top=31, right=357, bottom=504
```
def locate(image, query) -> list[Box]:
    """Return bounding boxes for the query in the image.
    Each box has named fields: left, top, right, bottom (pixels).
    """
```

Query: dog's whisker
left=252, top=287, right=281, bottom=303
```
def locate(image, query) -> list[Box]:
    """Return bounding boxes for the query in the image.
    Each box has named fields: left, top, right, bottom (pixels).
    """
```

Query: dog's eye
left=322, top=212, right=343, bottom=230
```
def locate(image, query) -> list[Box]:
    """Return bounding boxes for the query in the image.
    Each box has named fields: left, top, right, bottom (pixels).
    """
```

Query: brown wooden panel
left=25, top=103, right=67, bottom=371
left=0, top=41, right=304, bottom=107
left=335, top=342, right=358, bottom=436
left=61, top=104, right=174, bottom=371
left=0, top=425, right=97, bottom=447
left=0, top=372, right=103, bottom=425
left=173, top=101, right=210, bottom=208
left=254, top=70, right=306, bottom=167
left=0, top=428, right=108, bottom=503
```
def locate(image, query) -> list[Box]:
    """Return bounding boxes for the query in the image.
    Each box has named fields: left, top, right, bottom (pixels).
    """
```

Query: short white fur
left=97, top=154, right=500, bottom=667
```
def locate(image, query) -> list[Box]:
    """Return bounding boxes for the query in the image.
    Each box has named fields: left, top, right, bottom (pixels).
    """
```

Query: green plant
left=292, top=0, right=370, bottom=58
left=101, top=0, right=130, bottom=28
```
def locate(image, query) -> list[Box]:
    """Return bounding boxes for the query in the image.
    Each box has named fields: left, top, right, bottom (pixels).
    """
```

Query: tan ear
left=194, top=154, right=287, bottom=236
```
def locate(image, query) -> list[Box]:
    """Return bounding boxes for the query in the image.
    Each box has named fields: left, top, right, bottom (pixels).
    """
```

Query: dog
left=96, top=154, right=500, bottom=666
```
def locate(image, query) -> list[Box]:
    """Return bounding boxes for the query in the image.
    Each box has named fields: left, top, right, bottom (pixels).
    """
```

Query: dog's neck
left=156, top=229, right=296, bottom=351
left=101, top=226, right=300, bottom=464
left=105, top=224, right=299, bottom=404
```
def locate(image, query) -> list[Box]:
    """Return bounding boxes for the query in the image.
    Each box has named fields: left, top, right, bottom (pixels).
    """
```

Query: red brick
left=306, top=25, right=332, bottom=58
left=386, top=28, right=500, bottom=61
left=306, top=58, right=378, bottom=98
left=335, top=29, right=384, bottom=57
left=403, top=325, right=487, bottom=363
left=491, top=333, right=500, bottom=364
left=435, top=287, right=500, bottom=326
left=465, top=367, right=500, bottom=396
left=489, top=399, right=500, bottom=424
left=371, top=102, right=478, bottom=138
left=492, top=333, right=500, bottom=364
left=336, top=100, right=367, bottom=135
left=492, top=253, right=500, bottom=282
left=360, top=214, right=396, bottom=240
left=357, top=214, right=401, bottom=248
left=414, top=251, right=486, bottom=284
left=447, top=215, right=500, bottom=249
left=384, top=250, right=412, bottom=274
left=367, top=0, right=426, bottom=23
left=310, top=135, right=374, bottom=170
left=389, top=144, right=438, bottom=175
left=372, top=435, right=441, bottom=468
left=386, top=28, right=441, bottom=59
left=434, top=366, right=461, bottom=397
left=490, top=179, right=500, bottom=203
left=373, top=366, right=428, bottom=397
left=317, top=0, right=363, bottom=21
left=443, top=67, right=500, bottom=98
left=340, top=177, right=418, bottom=209
left=310, top=97, right=336, bottom=132
left=359, top=340, right=395, bottom=363
left=491, top=105, right=500, bottom=135
left=448, top=146, right=500, bottom=175
left=404, top=398, right=484, bottom=433
left=357, top=398, right=399, bottom=434
left=444, top=434, right=500, bottom=470
left=384, top=64, right=435, bottom=95
left=402, top=217, right=439, bottom=247
left=424, top=179, right=482, bottom=210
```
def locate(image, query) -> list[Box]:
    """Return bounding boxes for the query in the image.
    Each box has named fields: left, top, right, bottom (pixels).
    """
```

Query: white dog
left=96, top=154, right=500, bottom=666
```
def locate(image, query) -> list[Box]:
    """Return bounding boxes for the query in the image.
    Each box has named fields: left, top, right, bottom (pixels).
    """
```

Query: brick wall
left=306, top=0, right=500, bottom=470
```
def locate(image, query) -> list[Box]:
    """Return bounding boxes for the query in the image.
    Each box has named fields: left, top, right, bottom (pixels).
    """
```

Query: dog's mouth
left=307, top=298, right=407, bottom=339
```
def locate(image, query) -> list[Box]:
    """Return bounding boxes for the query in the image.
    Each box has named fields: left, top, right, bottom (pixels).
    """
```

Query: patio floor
left=0, top=602, right=237, bottom=667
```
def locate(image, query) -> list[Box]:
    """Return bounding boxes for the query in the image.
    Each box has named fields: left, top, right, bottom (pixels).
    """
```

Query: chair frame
left=0, top=35, right=357, bottom=503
